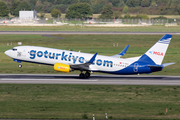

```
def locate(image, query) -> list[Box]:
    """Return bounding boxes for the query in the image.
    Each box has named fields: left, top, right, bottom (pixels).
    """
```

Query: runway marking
left=0, top=78, right=98, bottom=81
left=1, top=74, right=180, bottom=85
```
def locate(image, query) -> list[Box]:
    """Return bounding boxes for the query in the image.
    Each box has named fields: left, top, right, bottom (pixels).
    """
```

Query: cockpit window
left=12, top=48, right=17, bottom=51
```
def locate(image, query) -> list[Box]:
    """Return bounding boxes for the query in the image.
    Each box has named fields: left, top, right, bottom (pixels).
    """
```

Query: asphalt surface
left=0, top=74, right=180, bottom=85
left=0, top=31, right=180, bottom=35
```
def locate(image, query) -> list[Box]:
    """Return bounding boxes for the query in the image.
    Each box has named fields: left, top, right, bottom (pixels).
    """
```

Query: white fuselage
left=4, top=34, right=174, bottom=76
left=5, top=46, right=137, bottom=72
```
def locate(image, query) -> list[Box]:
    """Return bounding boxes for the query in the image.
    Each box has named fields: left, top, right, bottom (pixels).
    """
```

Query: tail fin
left=138, top=34, right=172, bottom=65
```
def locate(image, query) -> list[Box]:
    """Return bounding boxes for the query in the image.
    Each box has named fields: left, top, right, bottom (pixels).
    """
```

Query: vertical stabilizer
left=144, top=34, right=172, bottom=65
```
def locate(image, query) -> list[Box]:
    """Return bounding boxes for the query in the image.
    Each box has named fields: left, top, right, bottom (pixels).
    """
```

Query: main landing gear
left=79, top=71, right=91, bottom=79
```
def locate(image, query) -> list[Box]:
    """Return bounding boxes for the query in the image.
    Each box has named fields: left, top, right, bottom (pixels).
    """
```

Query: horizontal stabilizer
left=162, top=62, right=175, bottom=67
left=111, top=45, right=129, bottom=58
left=147, top=62, right=175, bottom=72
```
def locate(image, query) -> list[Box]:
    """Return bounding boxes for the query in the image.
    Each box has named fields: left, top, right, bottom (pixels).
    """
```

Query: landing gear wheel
left=79, top=73, right=85, bottom=78
left=18, top=64, right=22, bottom=68
left=85, top=72, right=90, bottom=78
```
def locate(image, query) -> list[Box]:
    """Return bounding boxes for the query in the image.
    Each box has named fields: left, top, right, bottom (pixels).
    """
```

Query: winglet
left=119, top=45, right=129, bottom=56
left=88, top=53, right=98, bottom=64
left=111, top=45, right=129, bottom=58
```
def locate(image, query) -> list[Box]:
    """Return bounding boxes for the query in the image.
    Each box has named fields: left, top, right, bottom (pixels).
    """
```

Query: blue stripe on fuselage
left=110, top=54, right=156, bottom=74
left=110, top=62, right=152, bottom=75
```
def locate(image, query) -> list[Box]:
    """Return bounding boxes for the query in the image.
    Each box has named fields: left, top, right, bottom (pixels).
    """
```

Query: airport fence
left=53, top=18, right=180, bottom=26
left=0, top=17, right=180, bottom=26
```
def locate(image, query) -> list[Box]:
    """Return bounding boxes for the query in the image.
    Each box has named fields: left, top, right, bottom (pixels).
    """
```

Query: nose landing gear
left=18, top=64, right=22, bottom=68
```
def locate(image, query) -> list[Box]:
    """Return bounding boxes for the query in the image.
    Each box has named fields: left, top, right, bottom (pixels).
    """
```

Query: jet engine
left=54, top=63, right=72, bottom=73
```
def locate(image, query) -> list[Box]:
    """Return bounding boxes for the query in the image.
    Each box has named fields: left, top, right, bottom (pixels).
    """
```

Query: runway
left=0, top=31, right=180, bottom=35
left=0, top=74, right=180, bottom=85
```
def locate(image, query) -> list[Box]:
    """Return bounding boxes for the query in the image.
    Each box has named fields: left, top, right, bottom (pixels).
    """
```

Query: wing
left=111, top=45, right=129, bottom=58
left=70, top=53, right=98, bottom=71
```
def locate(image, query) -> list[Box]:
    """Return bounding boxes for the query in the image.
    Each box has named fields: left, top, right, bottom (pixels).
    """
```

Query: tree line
left=1, top=0, right=180, bottom=18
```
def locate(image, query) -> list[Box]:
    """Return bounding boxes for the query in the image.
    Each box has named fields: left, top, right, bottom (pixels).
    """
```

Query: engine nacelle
left=54, top=63, right=72, bottom=73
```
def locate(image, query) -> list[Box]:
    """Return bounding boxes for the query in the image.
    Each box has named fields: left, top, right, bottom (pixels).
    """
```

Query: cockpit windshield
left=12, top=48, right=17, bottom=51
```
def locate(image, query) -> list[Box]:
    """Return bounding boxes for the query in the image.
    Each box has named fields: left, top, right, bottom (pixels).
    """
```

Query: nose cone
left=4, top=50, right=11, bottom=56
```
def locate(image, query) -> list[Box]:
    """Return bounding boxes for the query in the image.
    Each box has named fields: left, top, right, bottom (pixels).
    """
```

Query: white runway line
left=0, top=78, right=98, bottom=81
left=1, top=74, right=180, bottom=85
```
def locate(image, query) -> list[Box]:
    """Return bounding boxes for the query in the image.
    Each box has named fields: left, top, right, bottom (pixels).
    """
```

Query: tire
left=79, top=73, right=84, bottom=78
left=85, top=72, right=90, bottom=78
left=18, top=64, right=22, bottom=68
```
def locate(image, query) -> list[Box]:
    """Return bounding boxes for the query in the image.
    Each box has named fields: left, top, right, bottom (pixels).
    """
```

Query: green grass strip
left=0, top=84, right=180, bottom=119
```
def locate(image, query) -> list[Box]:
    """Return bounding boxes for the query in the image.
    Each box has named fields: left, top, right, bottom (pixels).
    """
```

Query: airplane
left=4, top=34, right=174, bottom=78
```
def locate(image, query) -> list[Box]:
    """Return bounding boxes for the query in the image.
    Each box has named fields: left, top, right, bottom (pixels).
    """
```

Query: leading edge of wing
left=111, top=45, right=129, bottom=58
left=70, top=53, right=98, bottom=70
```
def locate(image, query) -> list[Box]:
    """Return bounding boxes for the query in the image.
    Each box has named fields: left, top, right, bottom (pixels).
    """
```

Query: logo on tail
left=149, top=51, right=164, bottom=56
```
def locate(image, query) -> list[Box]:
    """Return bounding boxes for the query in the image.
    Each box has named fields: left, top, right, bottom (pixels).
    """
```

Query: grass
left=1, top=34, right=180, bottom=119
left=0, top=84, right=180, bottom=119
left=148, top=15, right=180, bottom=19
left=0, top=34, right=179, bottom=75
left=0, top=26, right=180, bottom=32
